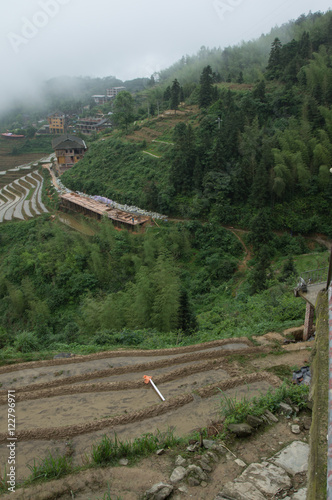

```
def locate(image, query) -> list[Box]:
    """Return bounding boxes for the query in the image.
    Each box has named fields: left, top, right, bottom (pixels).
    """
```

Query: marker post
left=143, top=375, right=165, bottom=401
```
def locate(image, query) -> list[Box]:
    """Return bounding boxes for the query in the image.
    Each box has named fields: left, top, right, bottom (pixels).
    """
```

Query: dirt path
left=143, top=151, right=161, bottom=158
left=228, top=228, right=252, bottom=273
left=42, top=163, right=59, bottom=189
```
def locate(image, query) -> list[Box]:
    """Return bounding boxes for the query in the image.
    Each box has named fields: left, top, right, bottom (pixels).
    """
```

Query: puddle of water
left=221, top=343, right=249, bottom=350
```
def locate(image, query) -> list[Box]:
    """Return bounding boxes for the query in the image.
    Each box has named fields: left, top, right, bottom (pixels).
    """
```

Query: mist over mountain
left=0, top=0, right=330, bottom=116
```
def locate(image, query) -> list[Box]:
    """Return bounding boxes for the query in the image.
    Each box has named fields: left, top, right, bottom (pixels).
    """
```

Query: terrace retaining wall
left=307, top=290, right=329, bottom=499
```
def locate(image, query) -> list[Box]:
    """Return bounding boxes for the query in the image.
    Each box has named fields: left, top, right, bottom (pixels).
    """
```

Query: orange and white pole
left=143, top=375, right=165, bottom=401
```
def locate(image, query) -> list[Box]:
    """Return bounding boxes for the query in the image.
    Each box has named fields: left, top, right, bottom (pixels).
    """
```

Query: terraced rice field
left=0, top=338, right=289, bottom=483
left=0, top=163, right=49, bottom=222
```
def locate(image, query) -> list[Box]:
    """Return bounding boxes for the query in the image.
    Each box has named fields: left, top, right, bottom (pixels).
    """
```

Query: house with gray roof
left=52, top=134, right=87, bottom=175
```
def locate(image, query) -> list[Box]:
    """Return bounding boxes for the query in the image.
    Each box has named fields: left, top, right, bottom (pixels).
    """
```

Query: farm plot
left=0, top=338, right=290, bottom=483
left=0, top=170, right=48, bottom=222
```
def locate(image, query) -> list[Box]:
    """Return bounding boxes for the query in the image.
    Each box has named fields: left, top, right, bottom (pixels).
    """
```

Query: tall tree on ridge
left=199, top=65, right=214, bottom=108
left=170, top=79, right=181, bottom=113
left=112, top=91, right=135, bottom=131
left=267, top=38, right=283, bottom=79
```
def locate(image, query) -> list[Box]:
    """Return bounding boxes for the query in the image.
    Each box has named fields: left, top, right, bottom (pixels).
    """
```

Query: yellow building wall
left=48, top=117, right=65, bottom=134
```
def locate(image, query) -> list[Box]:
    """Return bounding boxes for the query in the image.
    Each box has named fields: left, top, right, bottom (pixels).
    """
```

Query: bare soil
left=125, top=106, right=199, bottom=144
left=0, top=334, right=313, bottom=499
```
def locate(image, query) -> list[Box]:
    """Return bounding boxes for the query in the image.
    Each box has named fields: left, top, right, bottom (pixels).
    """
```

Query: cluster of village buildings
left=47, top=87, right=126, bottom=174
left=38, top=86, right=126, bottom=135
left=1, top=86, right=158, bottom=231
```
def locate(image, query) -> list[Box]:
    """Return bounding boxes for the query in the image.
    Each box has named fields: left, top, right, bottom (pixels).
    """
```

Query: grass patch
left=25, top=187, right=36, bottom=201
left=293, top=251, right=330, bottom=275
left=26, top=452, right=73, bottom=483
left=219, top=382, right=309, bottom=435
left=266, top=364, right=294, bottom=379
left=91, top=429, right=181, bottom=466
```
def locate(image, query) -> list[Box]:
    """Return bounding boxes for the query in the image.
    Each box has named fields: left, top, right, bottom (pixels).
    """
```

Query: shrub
left=0, top=327, right=10, bottom=348
left=14, top=331, right=39, bottom=353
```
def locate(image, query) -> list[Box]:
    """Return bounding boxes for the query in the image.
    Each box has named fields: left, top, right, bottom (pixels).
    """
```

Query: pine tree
left=253, top=80, right=266, bottom=101
left=170, top=79, right=181, bottom=112
left=163, top=86, right=171, bottom=102
left=299, top=31, right=311, bottom=59
left=266, top=38, right=282, bottom=79
left=177, top=289, right=197, bottom=334
left=249, top=245, right=271, bottom=293
left=237, top=71, right=244, bottom=84
left=199, top=65, right=214, bottom=108
left=248, top=210, right=273, bottom=253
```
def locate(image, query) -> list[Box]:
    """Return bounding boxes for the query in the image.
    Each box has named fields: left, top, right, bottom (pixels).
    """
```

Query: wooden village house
left=52, top=134, right=87, bottom=175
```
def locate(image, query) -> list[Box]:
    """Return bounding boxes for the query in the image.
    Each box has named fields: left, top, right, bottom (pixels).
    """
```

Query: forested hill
left=63, top=10, right=332, bottom=237
left=157, top=10, right=331, bottom=84
left=0, top=11, right=331, bottom=358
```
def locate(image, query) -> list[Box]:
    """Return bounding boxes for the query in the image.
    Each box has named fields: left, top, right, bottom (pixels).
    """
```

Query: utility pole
left=326, top=247, right=332, bottom=290
left=216, top=116, right=222, bottom=130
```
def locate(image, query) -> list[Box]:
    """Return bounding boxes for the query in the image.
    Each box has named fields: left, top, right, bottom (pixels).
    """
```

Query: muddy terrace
left=0, top=336, right=312, bottom=486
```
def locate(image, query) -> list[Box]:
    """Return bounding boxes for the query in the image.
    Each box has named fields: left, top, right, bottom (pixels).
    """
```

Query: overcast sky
left=0, top=0, right=331, bottom=114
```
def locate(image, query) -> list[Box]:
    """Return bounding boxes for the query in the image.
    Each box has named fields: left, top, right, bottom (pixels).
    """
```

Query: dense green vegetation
left=90, top=430, right=180, bottom=466
left=0, top=11, right=331, bottom=359
left=8, top=135, right=53, bottom=156
left=62, top=138, right=168, bottom=211
left=0, top=209, right=325, bottom=358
